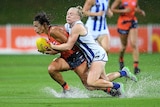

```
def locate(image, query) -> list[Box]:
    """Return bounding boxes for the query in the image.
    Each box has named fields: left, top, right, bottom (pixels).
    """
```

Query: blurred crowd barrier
left=0, top=24, right=160, bottom=54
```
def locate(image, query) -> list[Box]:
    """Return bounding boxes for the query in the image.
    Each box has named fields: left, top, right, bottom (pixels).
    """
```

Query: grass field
left=0, top=53, right=160, bottom=107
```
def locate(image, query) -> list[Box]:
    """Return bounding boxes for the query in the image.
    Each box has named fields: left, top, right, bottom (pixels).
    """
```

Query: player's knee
left=104, top=47, right=110, bottom=53
left=87, top=79, right=96, bottom=87
left=131, top=43, right=137, bottom=49
left=83, top=82, right=95, bottom=91
left=48, top=65, right=57, bottom=74
left=121, top=46, right=126, bottom=51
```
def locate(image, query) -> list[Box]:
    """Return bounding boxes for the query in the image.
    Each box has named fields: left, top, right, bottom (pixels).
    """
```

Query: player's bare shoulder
left=50, top=26, right=68, bottom=43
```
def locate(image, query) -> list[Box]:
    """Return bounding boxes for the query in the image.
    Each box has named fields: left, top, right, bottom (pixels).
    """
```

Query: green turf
left=0, top=53, right=160, bottom=107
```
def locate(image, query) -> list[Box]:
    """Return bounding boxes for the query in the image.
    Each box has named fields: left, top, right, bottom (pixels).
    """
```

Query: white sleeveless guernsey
left=65, top=20, right=108, bottom=65
left=85, top=0, right=110, bottom=39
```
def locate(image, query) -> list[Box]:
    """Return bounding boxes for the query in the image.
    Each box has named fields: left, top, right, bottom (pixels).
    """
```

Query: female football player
left=47, top=6, right=138, bottom=97
left=111, top=0, right=145, bottom=74
left=33, top=12, right=89, bottom=93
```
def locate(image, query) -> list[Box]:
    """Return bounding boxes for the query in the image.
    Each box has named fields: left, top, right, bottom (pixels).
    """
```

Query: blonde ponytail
left=76, top=6, right=84, bottom=19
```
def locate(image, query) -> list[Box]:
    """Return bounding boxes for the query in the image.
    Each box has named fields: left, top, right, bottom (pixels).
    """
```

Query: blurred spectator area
left=0, top=0, right=159, bottom=54
left=0, top=0, right=159, bottom=25
left=0, top=24, right=160, bottom=54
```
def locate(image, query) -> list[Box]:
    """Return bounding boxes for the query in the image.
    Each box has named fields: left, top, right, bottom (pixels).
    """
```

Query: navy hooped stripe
left=102, top=3, right=105, bottom=11
left=98, top=3, right=105, bottom=31
left=80, top=47, right=92, bottom=64
left=77, top=39, right=94, bottom=63
left=104, top=17, right=106, bottom=29
left=96, top=0, right=99, bottom=5
left=93, top=0, right=99, bottom=31
left=99, top=16, right=103, bottom=31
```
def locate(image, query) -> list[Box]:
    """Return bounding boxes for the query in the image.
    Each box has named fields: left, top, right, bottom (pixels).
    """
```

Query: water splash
left=125, top=75, right=160, bottom=98
left=42, top=86, right=110, bottom=98
left=43, top=87, right=89, bottom=98
left=42, top=75, right=160, bottom=98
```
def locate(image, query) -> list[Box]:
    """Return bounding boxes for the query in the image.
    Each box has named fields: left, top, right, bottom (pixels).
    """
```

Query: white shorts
left=87, top=47, right=108, bottom=67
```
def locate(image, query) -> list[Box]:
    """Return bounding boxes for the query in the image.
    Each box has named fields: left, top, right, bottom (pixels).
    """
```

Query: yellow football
left=36, top=38, right=50, bottom=52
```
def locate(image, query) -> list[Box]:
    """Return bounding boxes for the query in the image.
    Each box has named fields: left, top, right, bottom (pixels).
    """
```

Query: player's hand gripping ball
left=36, top=38, right=50, bottom=53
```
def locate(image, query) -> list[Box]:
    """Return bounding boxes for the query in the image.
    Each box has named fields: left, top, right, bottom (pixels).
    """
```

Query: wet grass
left=0, top=53, right=159, bottom=107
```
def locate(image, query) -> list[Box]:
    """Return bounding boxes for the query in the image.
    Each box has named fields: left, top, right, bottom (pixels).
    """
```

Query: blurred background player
left=111, top=0, right=145, bottom=74
left=82, top=0, right=113, bottom=54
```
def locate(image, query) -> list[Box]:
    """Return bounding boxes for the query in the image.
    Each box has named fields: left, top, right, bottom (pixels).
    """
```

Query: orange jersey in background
left=118, top=0, right=137, bottom=30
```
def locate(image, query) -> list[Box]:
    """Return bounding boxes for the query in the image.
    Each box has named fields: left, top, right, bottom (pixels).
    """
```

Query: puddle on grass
left=42, top=75, right=160, bottom=98
left=125, top=75, right=160, bottom=98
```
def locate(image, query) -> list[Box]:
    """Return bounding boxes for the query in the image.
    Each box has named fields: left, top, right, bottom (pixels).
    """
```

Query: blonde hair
left=70, top=6, right=84, bottom=19
left=76, top=6, right=84, bottom=19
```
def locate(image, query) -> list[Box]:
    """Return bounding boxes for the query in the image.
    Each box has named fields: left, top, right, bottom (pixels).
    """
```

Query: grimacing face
left=33, top=21, right=44, bottom=34
left=66, top=8, right=80, bottom=24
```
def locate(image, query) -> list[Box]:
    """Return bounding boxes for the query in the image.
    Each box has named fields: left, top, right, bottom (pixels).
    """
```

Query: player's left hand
left=44, top=46, right=58, bottom=55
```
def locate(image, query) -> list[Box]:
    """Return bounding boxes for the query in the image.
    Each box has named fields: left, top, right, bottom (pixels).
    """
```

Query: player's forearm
left=135, top=6, right=145, bottom=16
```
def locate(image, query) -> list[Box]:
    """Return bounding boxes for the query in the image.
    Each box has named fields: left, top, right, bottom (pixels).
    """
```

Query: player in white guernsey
left=50, top=6, right=138, bottom=97
left=82, top=0, right=113, bottom=54
left=65, top=20, right=108, bottom=65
